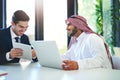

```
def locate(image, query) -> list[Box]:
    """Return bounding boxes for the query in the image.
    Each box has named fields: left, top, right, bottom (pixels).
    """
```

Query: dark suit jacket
left=0, top=27, right=37, bottom=64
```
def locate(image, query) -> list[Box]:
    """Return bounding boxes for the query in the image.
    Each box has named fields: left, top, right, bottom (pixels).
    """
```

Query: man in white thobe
left=62, top=15, right=112, bottom=70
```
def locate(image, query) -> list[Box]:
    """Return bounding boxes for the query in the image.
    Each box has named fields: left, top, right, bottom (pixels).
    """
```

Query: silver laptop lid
left=31, top=41, right=63, bottom=69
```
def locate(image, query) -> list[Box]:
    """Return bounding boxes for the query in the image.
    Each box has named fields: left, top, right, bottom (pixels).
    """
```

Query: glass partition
left=43, top=0, right=67, bottom=53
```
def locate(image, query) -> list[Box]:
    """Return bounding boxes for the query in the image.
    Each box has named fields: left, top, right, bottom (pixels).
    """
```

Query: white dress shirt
left=62, top=32, right=112, bottom=69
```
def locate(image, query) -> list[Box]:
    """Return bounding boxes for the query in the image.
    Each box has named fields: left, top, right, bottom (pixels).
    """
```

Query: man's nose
left=66, top=26, right=69, bottom=30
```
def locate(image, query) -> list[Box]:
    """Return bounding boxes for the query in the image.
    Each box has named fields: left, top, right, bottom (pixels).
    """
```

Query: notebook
left=31, top=41, right=63, bottom=69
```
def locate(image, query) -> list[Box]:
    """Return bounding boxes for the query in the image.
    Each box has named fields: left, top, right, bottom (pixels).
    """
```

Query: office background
left=0, top=0, right=120, bottom=55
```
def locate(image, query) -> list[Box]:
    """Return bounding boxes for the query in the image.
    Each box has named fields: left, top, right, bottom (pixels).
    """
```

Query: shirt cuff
left=77, top=60, right=85, bottom=70
left=32, top=57, right=38, bottom=62
left=32, top=56, right=37, bottom=59
left=6, top=52, right=12, bottom=61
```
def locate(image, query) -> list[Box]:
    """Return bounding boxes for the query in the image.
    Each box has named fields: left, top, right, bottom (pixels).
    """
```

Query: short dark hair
left=12, top=10, right=30, bottom=24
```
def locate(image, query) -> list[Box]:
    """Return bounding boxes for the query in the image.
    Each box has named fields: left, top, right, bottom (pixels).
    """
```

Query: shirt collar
left=10, top=27, right=21, bottom=39
left=76, top=32, right=86, bottom=41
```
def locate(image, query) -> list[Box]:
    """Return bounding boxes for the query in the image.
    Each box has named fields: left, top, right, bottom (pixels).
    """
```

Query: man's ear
left=11, top=21, right=15, bottom=26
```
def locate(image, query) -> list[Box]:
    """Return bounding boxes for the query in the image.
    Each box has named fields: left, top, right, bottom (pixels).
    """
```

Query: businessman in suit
left=0, top=10, right=37, bottom=64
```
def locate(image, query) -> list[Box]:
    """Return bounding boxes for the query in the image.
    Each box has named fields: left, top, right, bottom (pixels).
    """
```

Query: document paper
left=13, top=43, right=32, bottom=60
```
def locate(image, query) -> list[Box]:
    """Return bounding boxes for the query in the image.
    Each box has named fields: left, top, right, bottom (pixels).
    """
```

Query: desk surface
left=0, top=61, right=120, bottom=80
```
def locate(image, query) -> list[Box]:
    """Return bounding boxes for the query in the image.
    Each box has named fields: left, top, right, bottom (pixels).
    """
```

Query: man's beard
left=68, top=27, right=78, bottom=37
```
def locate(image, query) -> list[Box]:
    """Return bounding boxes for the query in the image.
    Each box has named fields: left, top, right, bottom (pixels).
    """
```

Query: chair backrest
left=113, top=47, right=120, bottom=57
left=112, top=56, right=120, bottom=69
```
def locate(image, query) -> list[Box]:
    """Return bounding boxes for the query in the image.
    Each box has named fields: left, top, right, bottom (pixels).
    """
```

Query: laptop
left=31, top=41, right=63, bottom=69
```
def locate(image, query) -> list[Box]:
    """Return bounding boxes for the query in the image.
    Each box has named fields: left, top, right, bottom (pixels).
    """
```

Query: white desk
left=0, top=61, right=120, bottom=80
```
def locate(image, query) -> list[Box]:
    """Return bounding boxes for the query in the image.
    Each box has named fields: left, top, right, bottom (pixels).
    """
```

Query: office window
left=43, top=0, right=67, bottom=53
left=78, top=0, right=97, bottom=31
left=6, top=0, right=35, bottom=41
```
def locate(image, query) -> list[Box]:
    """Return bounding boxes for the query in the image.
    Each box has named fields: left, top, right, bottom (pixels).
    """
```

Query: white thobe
left=62, top=32, right=112, bottom=69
